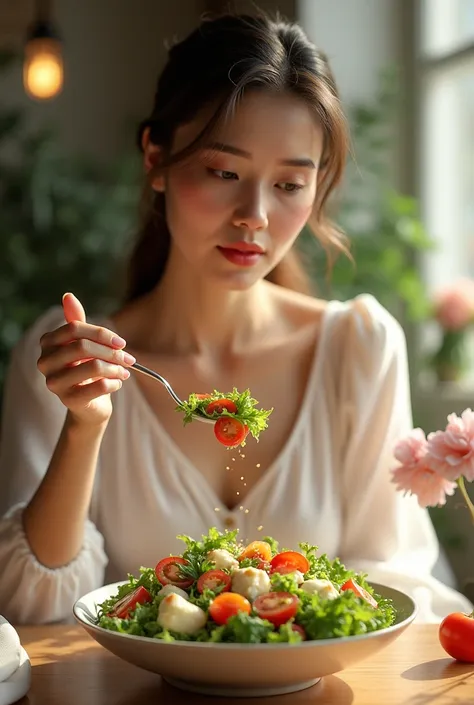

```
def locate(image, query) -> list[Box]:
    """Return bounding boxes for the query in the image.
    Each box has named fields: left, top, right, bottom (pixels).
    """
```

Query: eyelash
left=208, top=169, right=304, bottom=193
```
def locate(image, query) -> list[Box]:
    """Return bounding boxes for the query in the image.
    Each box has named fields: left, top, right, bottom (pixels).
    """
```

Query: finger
left=62, top=292, right=86, bottom=324
left=40, top=320, right=127, bottom=353
left=45, top=359, right=130, bottom=396
left=39, top=338, right=135, bottom=378
left=64, top=377, right=124, bottom=405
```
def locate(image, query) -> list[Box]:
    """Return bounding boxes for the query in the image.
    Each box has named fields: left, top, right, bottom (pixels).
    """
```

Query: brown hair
left=125, top=12, right=350, bottom=302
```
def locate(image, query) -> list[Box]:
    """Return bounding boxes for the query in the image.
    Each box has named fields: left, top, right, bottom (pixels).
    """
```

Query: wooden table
left=14, top=624, right=474, bottom=704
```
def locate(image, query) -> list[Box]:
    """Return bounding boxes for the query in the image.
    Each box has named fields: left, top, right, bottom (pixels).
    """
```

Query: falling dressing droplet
left=240, top=476, right=244, bottom=481
left=214, top=507, right=220, bottom=512
left=244, top=509, right=249, bottom=514
left=256, top=463, right=261, bottom=468
left=236, top=492, right=240, bottom=496
left=257, top=525, right=263, bottom=531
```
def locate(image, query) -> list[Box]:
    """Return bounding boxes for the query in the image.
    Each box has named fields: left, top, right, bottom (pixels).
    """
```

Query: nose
left=232, top=184, right=269, bottom=231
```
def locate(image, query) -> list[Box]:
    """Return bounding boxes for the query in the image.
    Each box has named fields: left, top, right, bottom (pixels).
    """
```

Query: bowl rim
left=73, top=580, right=417, bottom=650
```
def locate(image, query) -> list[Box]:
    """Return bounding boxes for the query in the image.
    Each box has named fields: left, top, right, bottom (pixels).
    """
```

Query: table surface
left=12, top=624, right=474, bottom=705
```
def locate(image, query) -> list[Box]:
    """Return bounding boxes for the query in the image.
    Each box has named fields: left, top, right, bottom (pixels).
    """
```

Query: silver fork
left=130, top=361, right=215, bottom=425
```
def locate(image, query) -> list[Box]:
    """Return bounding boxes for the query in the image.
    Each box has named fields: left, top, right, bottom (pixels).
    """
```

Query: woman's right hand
left=37, top=292, right=136, bottom=426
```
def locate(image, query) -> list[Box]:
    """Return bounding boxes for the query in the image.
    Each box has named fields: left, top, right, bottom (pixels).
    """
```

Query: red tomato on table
left=439, top=612, right=474, bottom=662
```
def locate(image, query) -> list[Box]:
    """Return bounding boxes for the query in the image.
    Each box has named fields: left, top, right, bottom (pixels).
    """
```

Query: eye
left=276, top=182, right=304, bottom=193
left=210, top=169, right=238, bottom=180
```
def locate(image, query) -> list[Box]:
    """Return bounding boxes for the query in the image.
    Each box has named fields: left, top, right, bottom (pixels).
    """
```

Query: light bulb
left=23, top=35, right=63, bottom=100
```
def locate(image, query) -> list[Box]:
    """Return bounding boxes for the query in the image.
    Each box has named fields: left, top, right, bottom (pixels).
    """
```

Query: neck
left=145, top=248, right=274, bottom=357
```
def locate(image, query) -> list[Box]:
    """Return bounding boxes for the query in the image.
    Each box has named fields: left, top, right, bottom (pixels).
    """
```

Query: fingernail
left=122, top=368, right=131, bottom=379
left=112, top=336, right=126, bottom=348
left=123, top=352, right=136, bottom=365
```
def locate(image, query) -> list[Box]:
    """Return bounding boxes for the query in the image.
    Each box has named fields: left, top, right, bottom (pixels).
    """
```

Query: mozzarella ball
left=300, top=578, right=339, bottom=600
left=231, top=567, right=271, bottom=602
left=158, top=594, right=207, bottom=635
left=158, top=584, right=189, bottom=600
left=206, top=549, right=239, bottom=572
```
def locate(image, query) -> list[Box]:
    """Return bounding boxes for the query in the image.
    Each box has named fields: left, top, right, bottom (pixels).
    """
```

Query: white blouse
left=0, top=294, right=471, bottom=625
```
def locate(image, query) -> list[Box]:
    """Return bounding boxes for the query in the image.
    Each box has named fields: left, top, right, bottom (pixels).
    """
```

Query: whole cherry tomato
left=439, top=612, right=474, bottom=662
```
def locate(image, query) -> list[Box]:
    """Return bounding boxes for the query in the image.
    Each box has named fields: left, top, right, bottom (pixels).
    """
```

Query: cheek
left=274, top=198, right=314, bottom=240
left=168, top=169, right=224, bottom=218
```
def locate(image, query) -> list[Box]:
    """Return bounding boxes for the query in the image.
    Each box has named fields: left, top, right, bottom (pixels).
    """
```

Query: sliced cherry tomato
left=270, top=551, right=310, bottom=575
left=155, top=556, right=194, bottom=589
left=214, top=416, right=248, bottom=447
left=291, top=624, right=306, bottom=640
left=197, top=569, right=232, bottom=594
left=340, top=579, right=378, bottom=608
left=209, top=592, right=251, bottom=625
left=205, top=399, right=238, bottom=416
left=195, top=393, right=211, bottom=399
left=253, top=592, right=300, bottom=627
left=109, top=585, right=152, bottom=619
left=439, top=612, right=474, bottom=662
left=239, top=541, right=273, bottom=563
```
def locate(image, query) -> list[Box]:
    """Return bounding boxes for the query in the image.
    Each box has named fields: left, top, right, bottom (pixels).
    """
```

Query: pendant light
left=23, top=0, right=64, bottom=100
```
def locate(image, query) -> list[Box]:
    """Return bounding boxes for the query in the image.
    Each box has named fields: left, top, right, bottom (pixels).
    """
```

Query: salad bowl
left=73, top=580, right=416, bottom=697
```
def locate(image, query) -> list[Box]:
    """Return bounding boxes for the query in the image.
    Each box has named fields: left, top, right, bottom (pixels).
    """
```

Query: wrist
left=64, top=411, right=109, bottom=440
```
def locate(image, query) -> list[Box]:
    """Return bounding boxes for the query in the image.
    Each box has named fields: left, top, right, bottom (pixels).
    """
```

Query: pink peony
left=433, top=278, right=474, bottom=331
left=391, top=428, right=457, bottom=507
left=426, top=408, right=474, bottom=482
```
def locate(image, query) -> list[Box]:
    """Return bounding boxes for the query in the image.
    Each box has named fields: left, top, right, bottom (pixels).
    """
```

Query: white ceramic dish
left=73, top=581, right=417, bottom=698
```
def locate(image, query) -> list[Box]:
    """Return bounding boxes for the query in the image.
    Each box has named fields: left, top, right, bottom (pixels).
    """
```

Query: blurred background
left=0, top=0, right=473, bottom=593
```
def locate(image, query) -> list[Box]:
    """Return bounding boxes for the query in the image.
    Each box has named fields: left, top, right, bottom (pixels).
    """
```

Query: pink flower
left=391, top=429, right=457, bottom=507
left=434, top=278, right=474, bottom=331
left=427, top=408, right=474, bottom=482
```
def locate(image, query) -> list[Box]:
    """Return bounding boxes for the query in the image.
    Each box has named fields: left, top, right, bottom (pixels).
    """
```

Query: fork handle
left=130, top=362, right=183, bottom=406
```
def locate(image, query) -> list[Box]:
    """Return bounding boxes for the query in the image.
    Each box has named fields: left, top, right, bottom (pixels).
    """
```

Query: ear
left=142, top=126, right=166, bottom=193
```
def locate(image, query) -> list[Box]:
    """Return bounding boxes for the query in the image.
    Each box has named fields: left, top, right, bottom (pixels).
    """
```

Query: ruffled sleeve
left=0, top=309, right=108, bottom=624
left=337, top=295, right=472, bottom=622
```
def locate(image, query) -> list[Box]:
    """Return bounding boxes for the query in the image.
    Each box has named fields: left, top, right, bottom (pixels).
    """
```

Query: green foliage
left=0, top=52, right=140, bottom=400
left=299, top=67, right=434, bottom=321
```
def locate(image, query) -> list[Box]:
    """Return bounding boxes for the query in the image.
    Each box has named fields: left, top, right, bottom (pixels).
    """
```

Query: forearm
left=23, top=413, right=107, bottom=568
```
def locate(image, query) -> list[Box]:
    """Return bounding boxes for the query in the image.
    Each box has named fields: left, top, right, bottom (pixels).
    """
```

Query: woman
left=0, top=12, right=470, bottom=625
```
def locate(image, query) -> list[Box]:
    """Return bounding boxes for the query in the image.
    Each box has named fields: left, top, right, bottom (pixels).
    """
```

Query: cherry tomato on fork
left=439, top=612, right=474, bottom=662
left=108, top=586, right=152, bottom=619
left=205, top=398, right=238, bottom=415
left=214, top=416, right=248, bottom=447
left=155, top=556, right=194, bottom=589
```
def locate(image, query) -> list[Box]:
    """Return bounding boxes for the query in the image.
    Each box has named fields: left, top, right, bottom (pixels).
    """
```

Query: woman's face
left=155, top=91, right=325, bottom=290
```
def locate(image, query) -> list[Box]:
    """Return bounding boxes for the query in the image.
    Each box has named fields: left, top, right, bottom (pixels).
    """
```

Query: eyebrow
left=205, top=142, right=316, bottom=169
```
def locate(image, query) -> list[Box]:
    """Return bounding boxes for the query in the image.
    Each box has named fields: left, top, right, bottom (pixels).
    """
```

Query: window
left=418, top=0, right=474, bottom=291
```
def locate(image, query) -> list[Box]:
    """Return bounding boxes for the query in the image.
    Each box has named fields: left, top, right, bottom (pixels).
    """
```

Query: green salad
left=176, top=388, right=273, bottom=447
left=96, top=529, right=396, bottom=643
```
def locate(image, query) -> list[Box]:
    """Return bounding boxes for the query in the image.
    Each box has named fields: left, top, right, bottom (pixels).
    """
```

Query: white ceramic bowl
left=73, top=581, right=417, bottom=697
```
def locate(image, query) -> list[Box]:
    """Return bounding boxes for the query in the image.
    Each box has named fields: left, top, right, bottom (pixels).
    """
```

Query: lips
left=219, top=241, right=265, bottom=254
